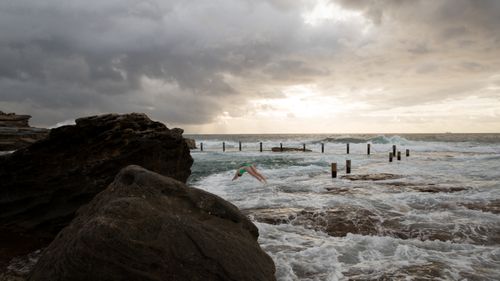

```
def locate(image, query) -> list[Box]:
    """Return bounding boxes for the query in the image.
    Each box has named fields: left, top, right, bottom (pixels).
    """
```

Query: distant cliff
left=0, top=111, right=49, bottom=151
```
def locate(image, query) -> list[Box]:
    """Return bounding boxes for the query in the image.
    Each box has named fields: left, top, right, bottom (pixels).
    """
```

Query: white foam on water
left=257, top=223, right=344, bottom=281
left=257, top=223, right=500, bottom=280
left=49, top=119, right=76, bottom=128
left=190, top=135, right=500, bottom=280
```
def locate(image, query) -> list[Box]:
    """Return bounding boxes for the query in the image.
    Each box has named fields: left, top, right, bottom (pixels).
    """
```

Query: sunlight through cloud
left=303, top=0, right=364, bottom=26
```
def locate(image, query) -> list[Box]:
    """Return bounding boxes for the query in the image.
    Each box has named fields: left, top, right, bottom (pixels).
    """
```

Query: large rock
left=0, top=113, right=193, bottom=240
left=0, top=111, right=49, bottom=151
left=28, top=165, right=276, bottom=281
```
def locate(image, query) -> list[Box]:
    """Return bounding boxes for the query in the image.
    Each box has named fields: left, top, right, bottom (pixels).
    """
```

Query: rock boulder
left=28, top=165, right=276, bottom=281
left=0, top=113, right=193, bottom=239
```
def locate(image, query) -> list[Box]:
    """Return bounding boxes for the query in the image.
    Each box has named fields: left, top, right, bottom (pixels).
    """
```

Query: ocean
left=185, top=134, right=500, bottom=281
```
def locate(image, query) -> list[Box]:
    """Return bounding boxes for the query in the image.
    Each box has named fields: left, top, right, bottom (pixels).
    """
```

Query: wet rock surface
left=246, top=206, right=401, bottom=238
left=0, top=249, right=43, bottom=281
left=344, top=261, right=452, bottom=281
left=28, top=165, right=276, bottom=281
left=0, top=232, right=48, bottom=281
left=459, top=199, right=500, bottom=214
left=341, top=173, right=402, bottom=181
left=380, top=182, right=470, bottom=193
left=0, top=113, right=193, bottom=266
left=246, top=204, right=500, bottom=245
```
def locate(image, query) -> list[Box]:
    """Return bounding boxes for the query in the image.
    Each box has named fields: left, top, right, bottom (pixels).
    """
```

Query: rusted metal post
left=260, top=142, right=263, bottom=152
left=389, top=152, right=393, bottom=162
left=406, top=149, right=410, bottom=157
left=397, top=151, right=401, bottom=161
left=239, top=141, right=242, bottom=151
left=346, top=160, right=351, bottom=174
left=331, top=163, right=337, bottom=178
left=303, top=143, right=306, bottom=152
left=223, top=142, right=225, bottom=152
left=280, top=143, right=283, bottom=152
left=392, top=145, right=396, bottom=156
left=347, top=143, right=350, bottom=154
left=200, top=142, right=203, bottom=151
left=321, top=143, right=324, bottom=153
left=367, top=143, right=371, bottom=155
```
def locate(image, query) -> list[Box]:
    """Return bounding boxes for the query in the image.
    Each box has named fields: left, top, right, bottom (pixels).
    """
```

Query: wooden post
left=367, top=143, right=371, bottom=155
left=200, top=142, right=203, bottom=151
left=397, top=151, right=401, bottom=161
left=346, top=160, right=351, bottom=174
left=321, top=143, right=324, bottom=153
left=331, top=163, right=337, bottom=178
left=260, top=142, right=263, bottom=152
left=392, top=145, right=396, bottom=156
left=347, top=143, right=350, bottom=154
left=239, top=141, right=242, bottom=151
left=303, top=143, right=306, bottom=152
left=223, top=142, right=225, bottom=152
left=389, top=152, right=393, bottom=162
left=406, top=149, right=410, bottom=157
left=280, top=143, right=283, bottom=152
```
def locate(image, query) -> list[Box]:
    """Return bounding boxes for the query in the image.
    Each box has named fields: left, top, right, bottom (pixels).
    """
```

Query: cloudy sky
left=1, top=0, right=499, bottom=133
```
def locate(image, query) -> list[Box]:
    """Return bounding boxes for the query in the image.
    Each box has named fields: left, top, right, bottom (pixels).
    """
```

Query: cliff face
left=0, top=111, right=49, bottom=151
left=28, top=165, right=276, bottom=281
left=0, top=111, right=31, bottom=127
left=0, top=113, right=193, bottom=238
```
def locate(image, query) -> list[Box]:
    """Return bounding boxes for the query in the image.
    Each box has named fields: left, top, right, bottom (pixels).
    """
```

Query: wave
left=318, top=135, right=411, bottom=145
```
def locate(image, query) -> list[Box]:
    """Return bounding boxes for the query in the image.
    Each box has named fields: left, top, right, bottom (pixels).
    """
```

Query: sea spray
left=188, top=134, right=500, bottom=280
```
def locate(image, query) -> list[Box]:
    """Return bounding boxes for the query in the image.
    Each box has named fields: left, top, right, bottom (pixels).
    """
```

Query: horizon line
left=183, top=132, right=500, bottom=135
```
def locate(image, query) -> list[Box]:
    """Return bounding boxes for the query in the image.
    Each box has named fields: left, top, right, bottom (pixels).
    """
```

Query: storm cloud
left=0, top=0, right=499, bottom=132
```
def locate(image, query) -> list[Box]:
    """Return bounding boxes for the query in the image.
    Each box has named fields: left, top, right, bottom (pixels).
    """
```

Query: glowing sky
left=1, top=0, right=499, bottom=133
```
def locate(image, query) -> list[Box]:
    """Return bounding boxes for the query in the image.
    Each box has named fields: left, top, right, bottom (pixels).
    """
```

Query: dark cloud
left=0, top=0, right=499, bottom=130
left=1, top=0, right=295, bottom=125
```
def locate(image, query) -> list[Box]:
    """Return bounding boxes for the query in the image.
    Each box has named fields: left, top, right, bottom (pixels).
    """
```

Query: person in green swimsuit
left=232, top=163, right=267, bottom=183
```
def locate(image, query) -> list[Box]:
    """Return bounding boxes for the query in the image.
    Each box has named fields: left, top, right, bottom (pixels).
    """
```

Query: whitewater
left=186, top=134, right=500, bottom=281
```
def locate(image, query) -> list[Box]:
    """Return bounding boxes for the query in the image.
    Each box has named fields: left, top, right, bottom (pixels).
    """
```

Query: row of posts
left=389, top=145, right=410, bottom=162
left=200, top=142, right=410, bottom=178
left=330, top=160, right=351, bottom=178
left=330, top=150, right=409, bottom=178
left=201, top=142, right=409, bottom=159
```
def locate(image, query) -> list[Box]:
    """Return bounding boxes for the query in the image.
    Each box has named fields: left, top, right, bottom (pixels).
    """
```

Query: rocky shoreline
left=0, top=113, right=275, bottom=281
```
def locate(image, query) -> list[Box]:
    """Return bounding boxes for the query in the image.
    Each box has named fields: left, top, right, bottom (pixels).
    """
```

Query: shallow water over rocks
left=190, top=134, right=500, bottom=280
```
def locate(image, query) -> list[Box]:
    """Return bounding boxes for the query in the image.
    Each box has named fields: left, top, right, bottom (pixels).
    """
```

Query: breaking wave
left=318, top=135, right=411, bottom=145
